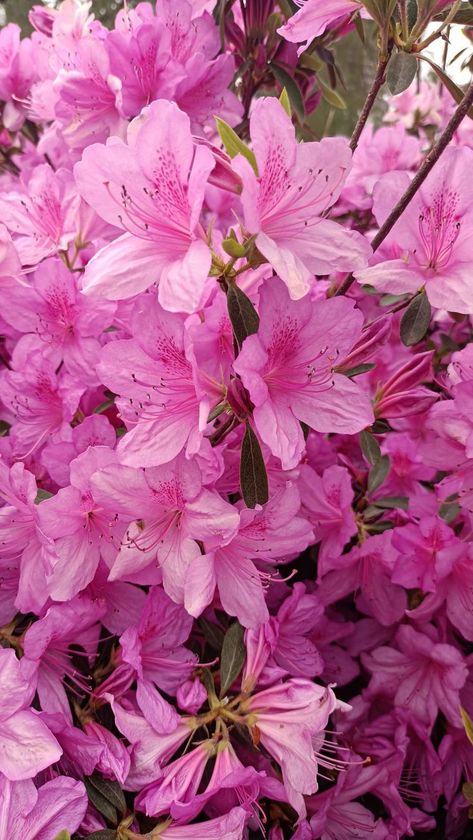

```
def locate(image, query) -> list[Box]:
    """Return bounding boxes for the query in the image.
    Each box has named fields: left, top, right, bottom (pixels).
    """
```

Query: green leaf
left=386, top=51, right=417, bottom=95
left=353, top=12, right=365, bottom=42
left=240, top=422, right=269, bottom=509
left=434, top=4, right=473, bottom=24
left=400, top=292, right=431, bottom=346
left=416, top=55, right=473, bottom=120
left=367, top=455, right=390, bottom=494
left=269, top=63, right=305, bottom=122
left=35, top=489, right=54, bottom=504
left=372, top=495, right=409, bottom=510
left=94, top=398, right=114, bottom=414
left=82, top=833, right=117, bottom=840
left=279, top=86, right=291, bottom=117
left=342, top=363, right=376, bottom=378
left=0, top=420, right=10, bottom=436
left=226, top=283, right=260, bottom=351
left=86, top=774, right=126, bottom=819
left=461, top=706, right=473, bottom=747
left=439, top=500, right=461, bottom=524
left=220, top=620, right=246, bottom=697
left=53, top=833, right=71, bottom=840
left=215, top=117, right=258, bottom=174
left=199, top=617, right=225, bottom=651
left=317, top=78, right=347, bottom=110
left=360, top=430, right=381, bottom=466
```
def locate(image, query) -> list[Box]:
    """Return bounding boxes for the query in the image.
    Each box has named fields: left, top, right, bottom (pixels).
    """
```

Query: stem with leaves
left=337, top=77, right=473, bottom=296
left=349, top=51, right=392, bottom=152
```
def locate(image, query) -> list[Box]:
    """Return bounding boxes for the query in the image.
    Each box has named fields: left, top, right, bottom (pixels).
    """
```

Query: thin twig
left=336, top=77, right=473, bottom=296
left=349, top=52, right=392, bottom=153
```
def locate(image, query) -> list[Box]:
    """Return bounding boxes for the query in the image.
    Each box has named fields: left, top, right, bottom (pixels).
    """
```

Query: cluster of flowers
left=0, top=0, right=473, bottom=838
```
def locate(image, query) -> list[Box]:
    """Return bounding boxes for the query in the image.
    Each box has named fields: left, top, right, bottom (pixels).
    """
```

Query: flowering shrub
left=1, top=0, right=473, bottom=838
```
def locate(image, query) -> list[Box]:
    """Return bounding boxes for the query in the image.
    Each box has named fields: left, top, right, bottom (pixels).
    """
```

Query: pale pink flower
left=91, top=453, right=239, bottom=604
left=355, top=147, right=473, bottom=313
left=234, top=98, right=371, bottom=299
left=96, top=296, right=202, bottom=467
left=75, top=98, right=214, bottom=311
left=278, top=0, right=365, bottom=54
left=0, top=649, right=62, bottom=781
left=0, top=775, right=87, bottom=839
left=0, top=166, right=79, bottom=266
left=233, top=276, right=374, bottom=469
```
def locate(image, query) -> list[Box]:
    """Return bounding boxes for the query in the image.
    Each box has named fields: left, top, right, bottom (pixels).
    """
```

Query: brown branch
left=349, top=52, right=392, bottom=153
left=336, top=76, right=473, bottom=297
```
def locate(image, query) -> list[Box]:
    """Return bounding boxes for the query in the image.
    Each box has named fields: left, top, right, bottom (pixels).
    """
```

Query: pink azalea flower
left=135, top=739, right=213, bottom=816
left=233, top=276, right=374, bottom=469
left=151, top=807, right=247, bottom=840
left=363, top=624, right=468, bottom=728
left=355, top=147, right=473, bottom=313
left=97, top=296, right=202, bottom=467
left=0, top=648, right=62, bottom=781
left=278, top=0, right=364, bottom=54
left=391, top=515, right=464, bottom=593
left=105, top=692, right=191, bottom=788
left=0, top=460, right=51, bottom=614
left=242, top=680, right=343, bottom=816
left=41, top=413, right=116, bottom=487
left=184, top=484, right=312, bottom=628
left=75, top=98, right=214, bottom=311
left=0, top=222, right=21, bottom=280
left=22, top=596, right=106, bottom=721
left=0, top=24, right=38, bottom=130
left=38, top=446, right=120, bottom=601
left=0, top=354, right=84, bottom=459
left=0, top=775, right=87, bottom=839
left=318, top=531, right=407, bottom=626
left=408, top=544, right=473, bottom=641
left=0, top=166, right=79, bottom=266
left=91, top=454, right=239, bottom=604
left=234, top=98, right=371, bottom=299
left=298, top=463, right=357, bottom=574
left=0, top=258, right=115, bottom=384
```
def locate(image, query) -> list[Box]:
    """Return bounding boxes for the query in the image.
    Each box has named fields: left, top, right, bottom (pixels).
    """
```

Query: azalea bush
left=2, top=0, right=473, bottom=838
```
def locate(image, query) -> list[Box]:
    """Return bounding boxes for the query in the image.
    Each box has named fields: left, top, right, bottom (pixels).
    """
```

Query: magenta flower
left=22, top=596, right=105, bottom=721
left=91, top=454, right=239, bottom=604
left=234, top=98, right=371, bottom=299
left=97, top=296, right=201, bottom=467
left=184, top=484, right=312, bottom=628
left=391, top=515, right=464, bottom=593
left=356, top=147, right=473, bottom=313
left=0, top=258, right=115, bottom=384
left=278, top=0, right=364, bottom=54
left=234, top=277, right=374, bottom=469
left=37, top=446, right=121, bottom=601
left=363, top=624, right=468, bottom=728
left=75, top=98, right=214, bottom=311
left=0, top=166, right=79, bottom=265
left=299, top=463, right=357, bottom=575
left=0, top=649, right=62, bottom=780
left=136, top=739, right=213, bottom=817
left=0, top=775, right=87, bottom=839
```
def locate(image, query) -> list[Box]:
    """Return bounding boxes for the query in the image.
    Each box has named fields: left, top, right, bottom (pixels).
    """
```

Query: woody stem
left=336, top=76, right=473, bottom=297
left=349, top=51, right=392, bottom=153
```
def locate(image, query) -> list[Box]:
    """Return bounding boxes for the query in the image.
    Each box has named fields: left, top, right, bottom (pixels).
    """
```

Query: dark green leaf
left=82, top=833, right=117, bottom=840
left=215, top=117, right=258, bottom=173
left=461, top=707, right=473, bottom=747
left=360, top=430, right=381, bottom=465
left=387, top=51, right=417, bottom=95
left=222, top=237, right=246, bottom=258
left=317, top=77, right=347, bottom=110
left=400, top=293, right=431, bottom=346
left=226, top=283, right=259, bottom=351
left=367, top=455, right=390, bottom=494
left=84, top=777, right=118, bottom=825
left=371, top=419, right=392, bottom=434
left=200, top=668, right=217, bottom=699
left=199, top=618, right=225, bottom=651
left=35, top=489, right=54, bottom=504
left=373, top=495, right=409, bottom=510
left=342, top=363, right=376, bottom=378
left=353, top=12, right=365, bottom=42
left=240, top=422, right=269, bottom=509
left=367, top=520, right=395, bottom=533
left=269, top=63, right=305, bottom=122
left=220, top=621, right=246, bottom=697
left=0, top=420, right=10, bottom=436
left=94, top=398, right=114, bottom=414
left=86, top=774, right=126, bottom=818
left=439, top=500, right=460, bottom=523
left=407, top=0, right=418, bottom=27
